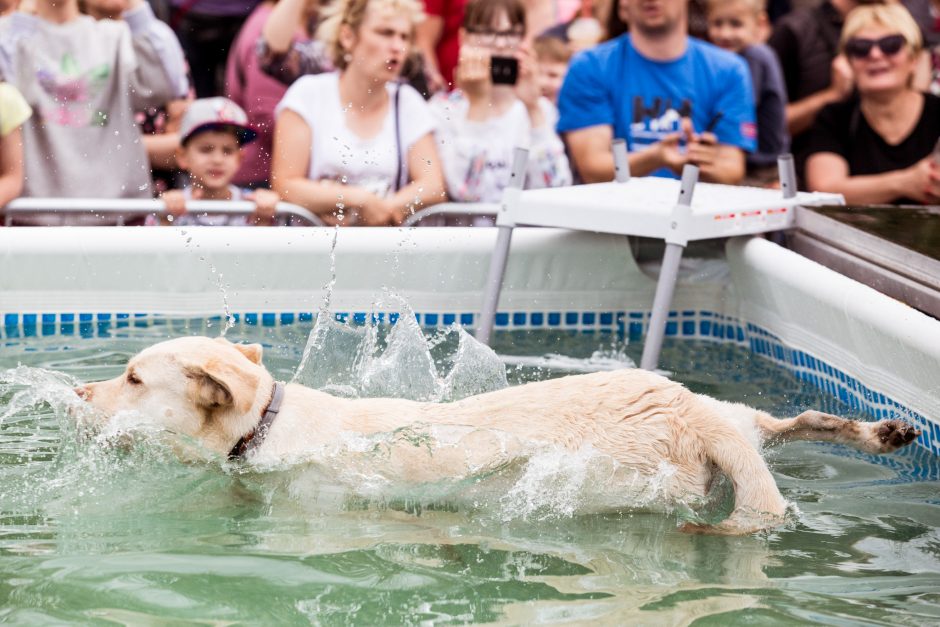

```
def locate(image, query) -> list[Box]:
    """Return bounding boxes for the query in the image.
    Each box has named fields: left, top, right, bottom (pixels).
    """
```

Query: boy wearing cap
left=160, top=97, right=280, bottom=226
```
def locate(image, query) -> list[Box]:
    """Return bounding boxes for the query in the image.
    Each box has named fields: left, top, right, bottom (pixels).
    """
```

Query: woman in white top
left=271, top=0, right=445, bottom=226
left=429, top=0, right=571, bottom=208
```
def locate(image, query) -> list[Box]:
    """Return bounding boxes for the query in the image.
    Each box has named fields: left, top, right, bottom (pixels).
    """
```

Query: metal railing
left=401, top=202, right=499, bottom=227
left=3, top=198, right=326, bottom=226
left=3, top=199, right=501, bottom=228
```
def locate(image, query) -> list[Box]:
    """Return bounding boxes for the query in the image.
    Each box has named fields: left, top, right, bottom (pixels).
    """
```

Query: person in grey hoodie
left=0, top=0, right=188, bottom=223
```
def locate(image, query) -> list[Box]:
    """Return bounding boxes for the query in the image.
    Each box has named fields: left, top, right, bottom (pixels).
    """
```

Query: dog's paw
left=874, top=419, right=921, bottom=452
left=678, top=522, right=717, bottom=535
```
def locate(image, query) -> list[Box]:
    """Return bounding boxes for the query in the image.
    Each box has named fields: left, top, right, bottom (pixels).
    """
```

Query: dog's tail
left=679, top=403, right=788, bottom=535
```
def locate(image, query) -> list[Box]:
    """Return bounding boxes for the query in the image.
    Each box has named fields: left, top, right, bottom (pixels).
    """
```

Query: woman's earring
left=344, top=52, right=353, bottom=64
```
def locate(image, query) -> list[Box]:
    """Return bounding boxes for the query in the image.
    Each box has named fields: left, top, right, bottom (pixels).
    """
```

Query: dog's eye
left=126, top=373, right=142, bottom=386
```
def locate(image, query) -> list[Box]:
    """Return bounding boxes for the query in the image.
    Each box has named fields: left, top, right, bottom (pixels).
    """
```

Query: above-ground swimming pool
left=1, top=225, right=939, bottom=623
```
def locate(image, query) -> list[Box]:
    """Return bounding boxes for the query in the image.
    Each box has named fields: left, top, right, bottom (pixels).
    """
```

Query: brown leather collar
left=228, top=381, right=285, bottom=460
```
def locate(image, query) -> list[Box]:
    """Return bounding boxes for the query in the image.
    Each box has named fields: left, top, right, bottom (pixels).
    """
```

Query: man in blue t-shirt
left=557, top=0, right=757, bottom=183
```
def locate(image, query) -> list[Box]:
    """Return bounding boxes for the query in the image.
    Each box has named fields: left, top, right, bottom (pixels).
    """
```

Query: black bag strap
left=393, top=83, right=404, bottom=192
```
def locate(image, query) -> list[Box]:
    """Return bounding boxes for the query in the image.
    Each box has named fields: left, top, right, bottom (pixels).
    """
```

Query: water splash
left=293, top=291, right=507, bottom=402
left=0, top=365, right=82, bottom=425
left=293, top=226, right=341, bottom=383
left=501, top=348, right=636, bottom=374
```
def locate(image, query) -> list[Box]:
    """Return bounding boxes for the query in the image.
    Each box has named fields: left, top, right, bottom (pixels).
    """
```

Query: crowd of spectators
left=0, top=0, right=937, bottom=227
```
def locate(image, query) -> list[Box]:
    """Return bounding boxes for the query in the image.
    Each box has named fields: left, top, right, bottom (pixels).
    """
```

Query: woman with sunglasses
left=804, top=4, right=940, bottom=205
left=427, top=0, right=571, bottom=223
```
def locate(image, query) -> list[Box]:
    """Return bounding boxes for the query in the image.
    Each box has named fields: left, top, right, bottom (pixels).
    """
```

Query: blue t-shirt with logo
left=557, top=35, right=757, bottom=178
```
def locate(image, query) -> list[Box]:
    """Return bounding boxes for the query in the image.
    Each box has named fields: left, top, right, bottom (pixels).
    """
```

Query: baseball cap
left=179, top=97, right=258, bottom=146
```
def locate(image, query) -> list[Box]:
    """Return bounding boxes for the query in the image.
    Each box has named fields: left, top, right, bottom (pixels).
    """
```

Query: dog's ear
left=185, top=358, right=260, bottom=415
left=213, top=337, right=263, bottom=365
left=233, top=343, right=263, bottom=365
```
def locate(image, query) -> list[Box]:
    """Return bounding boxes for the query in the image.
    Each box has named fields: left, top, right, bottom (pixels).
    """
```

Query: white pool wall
left=0, top=227, right=720, bottom=323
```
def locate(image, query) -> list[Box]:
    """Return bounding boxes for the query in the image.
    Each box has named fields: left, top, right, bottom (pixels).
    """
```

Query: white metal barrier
left=401, top=202, right=499, bottom=227
left=3, top=198, right=326, bottom=226
left=3, top=198, right=502, bottom=228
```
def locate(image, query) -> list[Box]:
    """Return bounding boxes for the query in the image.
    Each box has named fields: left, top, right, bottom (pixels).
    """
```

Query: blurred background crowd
left=0, top=0, right=937, bottom=226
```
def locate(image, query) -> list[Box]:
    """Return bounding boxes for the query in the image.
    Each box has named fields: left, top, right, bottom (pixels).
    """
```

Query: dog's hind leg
left=678, top=407, right=789, bottom=535
left=755, top=410, right=920, bottom=454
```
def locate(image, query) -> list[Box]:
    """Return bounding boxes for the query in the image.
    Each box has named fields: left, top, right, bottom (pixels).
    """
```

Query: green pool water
left=1, top=320, right=938, bottom=625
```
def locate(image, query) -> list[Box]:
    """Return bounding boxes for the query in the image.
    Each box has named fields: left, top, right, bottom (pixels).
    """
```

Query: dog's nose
left=74, top=385, right=92, bottom=401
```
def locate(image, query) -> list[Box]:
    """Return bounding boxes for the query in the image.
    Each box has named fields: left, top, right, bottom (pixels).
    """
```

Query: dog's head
left=75, top=336, right=274, bottom=456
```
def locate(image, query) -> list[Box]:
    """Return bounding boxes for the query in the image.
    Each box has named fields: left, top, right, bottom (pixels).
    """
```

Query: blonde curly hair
left=316, top=0, right=425, bottom=70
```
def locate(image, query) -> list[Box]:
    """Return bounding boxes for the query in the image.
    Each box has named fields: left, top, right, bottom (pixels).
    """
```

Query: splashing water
left=0, top=365, right=82, bottom=426
left=500, top=345, right=637, bottom=373
left=292, top=225, right=342, bottom=382
left=293, top=291, right=507, bottom=402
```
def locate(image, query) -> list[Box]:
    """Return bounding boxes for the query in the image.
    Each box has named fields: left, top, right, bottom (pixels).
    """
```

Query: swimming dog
left=73, top=336, right=921, bottom=534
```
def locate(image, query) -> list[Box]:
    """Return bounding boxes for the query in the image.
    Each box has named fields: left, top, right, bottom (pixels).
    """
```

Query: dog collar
left=228, top=381, right=285, bottom=460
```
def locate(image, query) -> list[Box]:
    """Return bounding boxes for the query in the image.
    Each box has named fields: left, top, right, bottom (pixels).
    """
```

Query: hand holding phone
left=490, top=56, right=519, bottom=85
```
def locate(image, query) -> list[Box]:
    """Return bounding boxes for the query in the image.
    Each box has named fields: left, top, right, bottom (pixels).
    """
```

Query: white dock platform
left=497, top=178, right=842, bottom=242
left=476, top=151, right=844, bottom=370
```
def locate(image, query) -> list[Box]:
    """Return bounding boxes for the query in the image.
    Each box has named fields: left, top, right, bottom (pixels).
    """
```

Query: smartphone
left=490, top=56, right=519, bottom=85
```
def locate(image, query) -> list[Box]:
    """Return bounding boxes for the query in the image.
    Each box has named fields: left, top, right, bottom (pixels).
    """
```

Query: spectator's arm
left=258, top=38, right=333, bottom=85
left=144, top=132, right=181, bottom=170
left=124, top=0, right=189, bottom=105
left=385, top=131, right=446, bottom=221
left=806, top=152, right=940, bottom=205
left=143, top=98, right=187, bottom=170
left=0, top=126, right=24, bottom=208
left=786, top=88, right=843, bottom=137
left=786, top=55, right=852, bottom=137
left=245, top=188, right=280, bottom=225
left=687, top=136, right=746, bottom=184
left=564, top=125, right=669, bottom=181
left=262, top=0, right=307, bottom=54
left=415, top=14, right=445, bottom=92
left=0, top=13, right=39, bottom=82
left=523, top=0, right=555, bottom=41
left=271, top=108, right=379, bottom=219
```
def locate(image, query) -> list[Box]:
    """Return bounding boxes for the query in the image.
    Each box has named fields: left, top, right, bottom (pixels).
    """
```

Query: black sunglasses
left=844, top=34, right=907, bottom=59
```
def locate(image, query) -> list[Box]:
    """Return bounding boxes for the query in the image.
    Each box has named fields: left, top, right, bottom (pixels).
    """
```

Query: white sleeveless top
left=276, top=72, right=435, bottom=198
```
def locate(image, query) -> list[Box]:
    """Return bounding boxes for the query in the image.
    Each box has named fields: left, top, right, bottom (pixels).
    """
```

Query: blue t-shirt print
left=557, top=35, right=757, bottom=178
left=629, top=95, right=692, bottom=148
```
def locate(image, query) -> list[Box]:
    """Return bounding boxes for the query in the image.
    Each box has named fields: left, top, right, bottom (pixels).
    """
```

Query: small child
left=159, top=98, right=280, bottom=226
left=0, top=82, right=32, bottom=210
left=533, top=35, right=572, bottom=106
left=706, top=0, right=789, bottom=183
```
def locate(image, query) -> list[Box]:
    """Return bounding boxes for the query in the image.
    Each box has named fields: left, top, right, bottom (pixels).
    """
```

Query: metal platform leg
left=612, top=139, right=631, bottom=182
left=770, top=153, right=797, bottom=246
left=476, top=148, right=529, bottom=345
left=639, top=165, right=700, bottom=371
left=778, top=153, right=797, bottom=200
